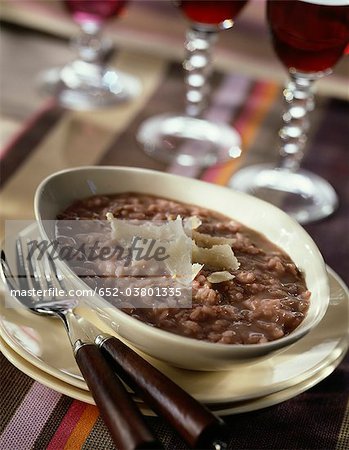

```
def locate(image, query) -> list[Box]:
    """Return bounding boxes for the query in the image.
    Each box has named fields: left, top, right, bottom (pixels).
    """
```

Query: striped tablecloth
left=0, top=2, right=349, bottom=449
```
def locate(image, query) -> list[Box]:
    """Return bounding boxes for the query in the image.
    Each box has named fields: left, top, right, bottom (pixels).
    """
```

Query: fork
left=5, top=237, right=161, bottom=450
left=2, top=236, right=228, bottom=449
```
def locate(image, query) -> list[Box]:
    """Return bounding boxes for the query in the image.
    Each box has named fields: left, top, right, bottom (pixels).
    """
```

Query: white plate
left=0, top=334, right=346, bottom=417
left=34, top=166, right=330, bottom=369
left=1, top=235, right=348, bottom=405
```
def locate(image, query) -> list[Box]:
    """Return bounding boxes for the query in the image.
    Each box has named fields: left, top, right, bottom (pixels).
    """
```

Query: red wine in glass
left=178, top=0, right=248, bottom=26
left=40, top=0, right=140, bottom=109
left=65, top=0, right=128, bottom=25
left=229, top=0, right=347, bottom=223
left=137, top=1, right=247, bottom=166
left=267, top=0, right=349, bottom=73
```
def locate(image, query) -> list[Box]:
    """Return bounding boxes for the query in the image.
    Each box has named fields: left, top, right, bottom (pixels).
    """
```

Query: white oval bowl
left=34, top=166, right=330, bottom=370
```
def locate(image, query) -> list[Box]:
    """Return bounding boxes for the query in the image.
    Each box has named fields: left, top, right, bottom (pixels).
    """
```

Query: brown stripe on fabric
left=32, top=395, right=74, bottom=450
left=82, top=415, right=189, bottom=450
left=81, top=416, right=115, bottom=450
left=336, top=399, right=349, bottom=450
left=0, top=100, right=65, bottom=187
left=98, top=62, right=225, bottom=170
left=0, top=353, right=34, bottom=433
left=145, top=417, right=188, bottom=450
left=303, top=98, right=349, bottom=286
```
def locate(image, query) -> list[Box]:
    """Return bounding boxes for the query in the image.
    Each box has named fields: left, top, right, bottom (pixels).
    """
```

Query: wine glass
left=39, top=0, right=141, bottom=110
left=137, top=0, right=248, bottom=167
left=230, top=0, right=349, bottom=224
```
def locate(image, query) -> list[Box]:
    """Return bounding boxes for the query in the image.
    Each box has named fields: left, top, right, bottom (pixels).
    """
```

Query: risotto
left=57, top=193, right=311, bottom=345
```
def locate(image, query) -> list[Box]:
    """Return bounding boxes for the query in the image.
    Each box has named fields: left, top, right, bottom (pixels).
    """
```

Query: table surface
left=0, top=1, right=348, bottom=449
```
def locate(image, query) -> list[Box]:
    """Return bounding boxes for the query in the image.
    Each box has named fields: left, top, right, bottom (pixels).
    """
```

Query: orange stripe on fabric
left=63, top=405, right=99, bottom=450
left=202, top=81, right=279, bottom=186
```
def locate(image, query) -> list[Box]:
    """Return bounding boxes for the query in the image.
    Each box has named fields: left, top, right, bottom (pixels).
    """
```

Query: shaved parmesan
left=165, top=235, right=193, bottom=283
left=165, top=239, right=204, bottom=284
left=184, top=216, right=202, bottom=233
left=106, top=211, right=240, bottom=277
left=207, top=271, right=235, bottom=283
left=192, top=242, right=240, bottom=271
left=107, top=212, right=186, bottom=241
left=192, top=263, right=204, bottom=280
left=192, top=230, right=234, bottom=247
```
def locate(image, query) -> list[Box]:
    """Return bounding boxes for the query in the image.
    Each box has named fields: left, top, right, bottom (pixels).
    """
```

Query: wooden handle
left=75, top=343, right=162, bottom=450
left=100, top=337, right=227, bottom=449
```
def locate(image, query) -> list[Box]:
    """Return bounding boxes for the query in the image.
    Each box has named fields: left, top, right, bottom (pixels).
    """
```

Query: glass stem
left=72, top=22, right=104, bottom=65
left=184, top=25, right=218, bottom=118
left=277, top=73, right=317, bottom=172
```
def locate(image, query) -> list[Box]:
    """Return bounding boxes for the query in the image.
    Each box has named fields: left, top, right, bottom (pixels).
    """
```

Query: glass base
left=39, top=61, right=142, bottom=110
left=137, top=114, right=241, bottom=167
left=229, top=164, right=338, bottom=224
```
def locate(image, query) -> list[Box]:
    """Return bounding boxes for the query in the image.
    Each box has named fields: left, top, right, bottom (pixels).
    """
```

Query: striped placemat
left=1, top=24, right=349, bottom=450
